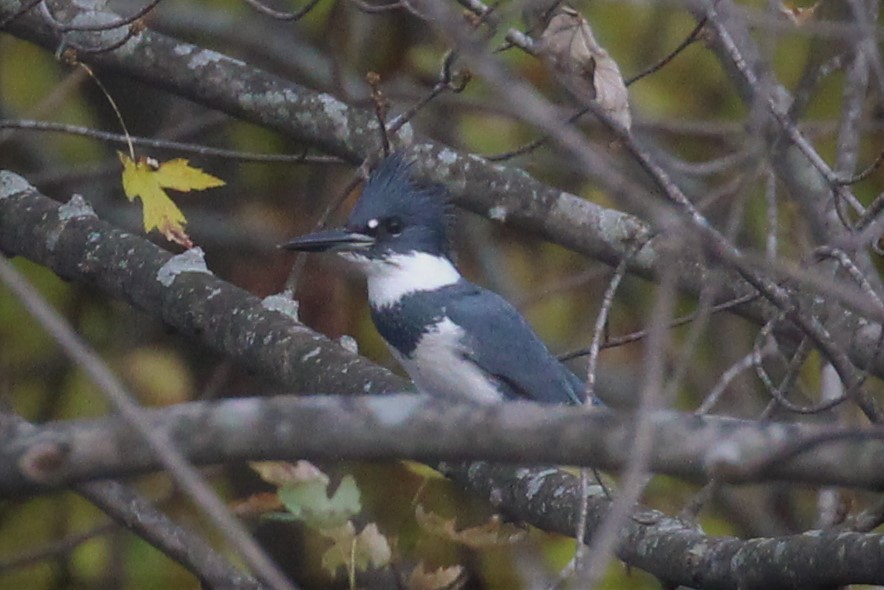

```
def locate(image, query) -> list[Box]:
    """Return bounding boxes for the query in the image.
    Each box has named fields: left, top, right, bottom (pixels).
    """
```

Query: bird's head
left=282, top=155, right=453, bottom=268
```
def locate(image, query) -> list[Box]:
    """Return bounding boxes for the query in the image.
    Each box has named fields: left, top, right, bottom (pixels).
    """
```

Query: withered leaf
left=537, top=6, right=631, bottom=131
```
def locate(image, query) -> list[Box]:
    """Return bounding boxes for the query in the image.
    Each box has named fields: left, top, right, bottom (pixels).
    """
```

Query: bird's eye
left=383, top=216, right=404, bottom=236
left=364, top=218, right=380, bottom=236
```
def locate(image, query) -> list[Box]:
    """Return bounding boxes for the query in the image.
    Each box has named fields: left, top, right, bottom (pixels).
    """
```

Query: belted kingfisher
left=283, top=154, right=586, bottom=405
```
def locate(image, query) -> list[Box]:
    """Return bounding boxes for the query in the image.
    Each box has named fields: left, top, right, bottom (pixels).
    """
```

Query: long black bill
left=280, top=229, right=375, bottom=253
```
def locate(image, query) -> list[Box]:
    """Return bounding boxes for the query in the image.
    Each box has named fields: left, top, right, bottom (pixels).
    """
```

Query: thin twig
left=754, top=321, right=845, bottom=415
left=0, top=0, right=41, bottom=28
left=697, top=346, right=770, bottom=415
left=854, top=191, right=884, bottom=236
left=624, top=17, right=708, bottom=86
left=559, top=291, right=760, bottom=360
left=578, top=264, right=679, bottom=589
left=388, top=50, right=471, bottom=135
left=813, top=246, right=884, bottom=312
left=46, top=0, right=163, bottom=32
left=0, top=257, right=296, bottom=590
left=347, top=0, right=409, bottom=13
left=484, top=107, right=589, bottom=162
left=0, top=521, right=116, bottom=572
left=0, top=120, right=346, bottom=164
left=570, top=254, right=632, bottom=579
left=58, top=25, right=141, bottom=56
left=835, top=149, right=884, bottom=185
left=240, top=0, right=322, bottom=21
left=702, top=3, right=865, bottom=217
left=283, top=172, right=365, bottom=294
left=366, top=72, right=391, bottom=156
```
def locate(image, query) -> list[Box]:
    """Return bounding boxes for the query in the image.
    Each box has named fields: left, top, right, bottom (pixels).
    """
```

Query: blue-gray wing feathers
left=444, top=283, right=585, bottom=405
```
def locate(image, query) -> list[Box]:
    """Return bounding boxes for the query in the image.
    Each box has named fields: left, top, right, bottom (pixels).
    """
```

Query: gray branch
left=77, top=480, right=266, bottom=590
left=3, top=394, right=884, bottom=496
left=2, top=172, right=884, bottom=587
left=1, top=414, right=264, bottom=589
left=448, top=461, right=884, bottom=590
left=5, top=0, right=884, bottom=383
left=0, top=1, right=774, bottom=335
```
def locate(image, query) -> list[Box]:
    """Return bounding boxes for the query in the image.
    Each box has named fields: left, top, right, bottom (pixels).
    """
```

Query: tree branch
left=8, top=0, right=884, bottom=383
left=77, top=480, right=266, bottom=590
left=4, top=393, right=884, bottom=495
left=2, top=171, right=884, bottom=587
left=0, top=1, right=777, bottom=332
left=0, top=254, right=293, bottom=590
left=447, top=461, right=884, bottom=590
left=0, top=413, right=265, bottom=589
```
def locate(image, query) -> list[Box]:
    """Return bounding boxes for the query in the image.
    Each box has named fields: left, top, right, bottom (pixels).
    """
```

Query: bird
left=282, top=154, right=587, bottom=406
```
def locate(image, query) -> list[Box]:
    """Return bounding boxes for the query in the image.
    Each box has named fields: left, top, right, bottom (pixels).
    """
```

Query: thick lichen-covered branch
left=2, top=172, right=884, bottom=588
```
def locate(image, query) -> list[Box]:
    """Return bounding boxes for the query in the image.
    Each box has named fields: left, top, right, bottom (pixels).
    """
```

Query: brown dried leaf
left=406, top=561, right=465, bottom=590
left=415, top=505, right=527, bottom=548
left=779, top=1, right=822, bottom=25
left=230, top=492, right=284, bottom=518
left=537, top=5, right=631, bottom=130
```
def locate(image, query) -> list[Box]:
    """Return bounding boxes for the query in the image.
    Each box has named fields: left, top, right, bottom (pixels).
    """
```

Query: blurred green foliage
left=1, top=0, right=882, bottom=588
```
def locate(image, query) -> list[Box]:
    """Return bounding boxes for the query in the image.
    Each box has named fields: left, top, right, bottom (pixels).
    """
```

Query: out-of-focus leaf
left=122, top=347, right=193, bottom=406
left=537, top=5, right=631, bottom=130
left=230, top=492, right=284, bottom=518
left=320, top=522, right=392, bottom=576
left=401, top=460, right=447, bottom=480
left=406, top=561, right=465, bottom=590
left=778, top=1, right=821, bottom=25
left=250, top=460, right=328, bottom=488
left=415, top=505, right=527, bottom=548
left=278, top=474, right=361, bottom=529
left=118, top=152, right=224, bottom=248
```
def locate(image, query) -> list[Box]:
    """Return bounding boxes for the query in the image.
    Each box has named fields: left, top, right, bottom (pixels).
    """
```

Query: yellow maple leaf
left=119, top=152, right=225, bottom=247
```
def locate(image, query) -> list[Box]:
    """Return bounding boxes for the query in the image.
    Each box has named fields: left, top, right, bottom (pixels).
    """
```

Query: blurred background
left=1, top=0, right=883, bottom=588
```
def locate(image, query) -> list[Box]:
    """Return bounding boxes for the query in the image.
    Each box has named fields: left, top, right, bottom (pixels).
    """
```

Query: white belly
left=387, top=318, right=503, bottom=404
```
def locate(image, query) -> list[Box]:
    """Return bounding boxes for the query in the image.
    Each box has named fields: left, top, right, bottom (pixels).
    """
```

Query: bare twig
left=387, top=50, right=471, bottom=135
left=625, top=17, right=708, bottom=86
left=0, top=0, right=40, bottom=28
left=813, top=247, right=884, bottom=312
left=45, top=0, right=163, bottom=32
left=754, top=322, right=845, bottom=416
left=569, top=254, right=631, bottom=581
left=240, top=0, right=322, bottom=21
left=697, top=346, right=770, bottom=415
left=0, top=521, right=116, bottom=572
left=0, top=119, right=346, bottom=164
left=835, top=150, right=884, bottom=186
left=347, top=0, right=409, bottom=13
left=578, top=263, right=679, bottom=588
left=0, top=257, right=296, bottom=590
left=559, top=291, right=760, bottom=360
left=282, top=171, right=365, bottom=294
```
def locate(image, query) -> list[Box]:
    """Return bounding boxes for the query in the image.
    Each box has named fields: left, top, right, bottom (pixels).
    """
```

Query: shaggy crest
left=347, top=155, right=454, bottom=258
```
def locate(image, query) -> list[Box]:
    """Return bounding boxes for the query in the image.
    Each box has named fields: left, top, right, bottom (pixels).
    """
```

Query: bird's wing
left=445, top=284, right=585, bottom=405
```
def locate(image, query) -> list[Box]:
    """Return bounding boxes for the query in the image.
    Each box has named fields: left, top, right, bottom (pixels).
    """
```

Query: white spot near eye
left=367, top=218, right=379, bottom=229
